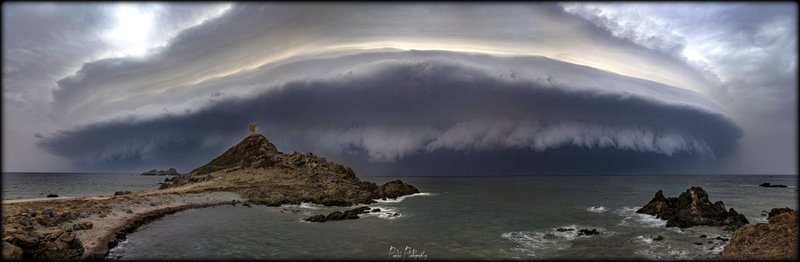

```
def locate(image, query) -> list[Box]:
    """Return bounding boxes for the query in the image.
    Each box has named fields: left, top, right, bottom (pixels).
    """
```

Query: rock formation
left=140, top=168, right=179, bottom=176
left=720, top=209, right=798, bottom=260
left=162, top=133, right=419, bottom=206
left=636, top=187, right=749, bottom=229
left=759, top=183, right=788, bottom=188
left=303, top=206, right=373, bottom=222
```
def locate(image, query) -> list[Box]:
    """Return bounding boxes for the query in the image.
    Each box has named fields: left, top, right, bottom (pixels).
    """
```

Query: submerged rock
left=720, top=209, right=798, bottom=260
left=46, top=194, right=58, bottom=198
left=636, top=187, right=749, bottom=229
left=653, top=235, right=664, bottom=241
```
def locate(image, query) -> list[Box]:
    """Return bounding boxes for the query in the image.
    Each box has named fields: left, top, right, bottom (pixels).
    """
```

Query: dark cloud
left=37, top=55, right=741, bottom=174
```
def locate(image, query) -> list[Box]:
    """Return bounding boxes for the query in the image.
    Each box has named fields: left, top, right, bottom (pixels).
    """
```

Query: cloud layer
left=38, top=51, right=741, bottom=174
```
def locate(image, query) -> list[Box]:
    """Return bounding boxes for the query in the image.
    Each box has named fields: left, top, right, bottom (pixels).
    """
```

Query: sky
left=2, top=2, right=797, bottom=175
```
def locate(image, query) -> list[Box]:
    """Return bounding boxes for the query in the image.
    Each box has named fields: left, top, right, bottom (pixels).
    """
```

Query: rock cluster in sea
left=720, top=208, right=798, bottom=260
left=140, top=168, right=179, bottom=176
left=636, top=187, right=749, bottom=229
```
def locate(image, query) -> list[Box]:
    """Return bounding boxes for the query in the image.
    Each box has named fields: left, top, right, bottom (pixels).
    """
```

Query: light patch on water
left=501, top=225, right=613, bottom=257
left=373, top=192, right=435, bottom=203
left=280, top=202, right=326, bottom=209
left=586, top=206, right=607, bottom=213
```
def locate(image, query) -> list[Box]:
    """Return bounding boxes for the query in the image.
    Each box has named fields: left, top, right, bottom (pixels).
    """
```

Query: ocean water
left=1, top=172, right=167, bottom=199
left=104, top=175, right=797, bottom=260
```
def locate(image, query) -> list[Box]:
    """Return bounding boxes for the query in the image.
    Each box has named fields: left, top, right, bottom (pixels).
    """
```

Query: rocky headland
left=637, top=187, right=749, bottom=229
left=2, top=130, right=419, bottom=260
left=720, top=208, right=798, bottom=260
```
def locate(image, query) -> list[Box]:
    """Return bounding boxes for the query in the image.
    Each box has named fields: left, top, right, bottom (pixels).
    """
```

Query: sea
left=2, top=173, right=797, bottom=260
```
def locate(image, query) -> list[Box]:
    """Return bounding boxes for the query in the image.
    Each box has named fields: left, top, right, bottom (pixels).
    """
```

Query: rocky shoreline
left=2, top=131, right=421, bottom=260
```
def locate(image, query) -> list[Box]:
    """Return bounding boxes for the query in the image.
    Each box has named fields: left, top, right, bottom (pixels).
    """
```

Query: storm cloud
left=3, top=3, right=795, bottom=174
left=37, top=51, right=741, bottom=174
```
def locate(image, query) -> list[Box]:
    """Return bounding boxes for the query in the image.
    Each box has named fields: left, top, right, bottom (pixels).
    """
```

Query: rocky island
left=1, top=125, right=419, bottom=260
left=140, top=168, right=180, bottom=176
left=637, top=187, right=749, bottom=229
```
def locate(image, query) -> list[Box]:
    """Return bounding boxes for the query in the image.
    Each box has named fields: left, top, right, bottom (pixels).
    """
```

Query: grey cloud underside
left=37, top=52, right=742, bottom=174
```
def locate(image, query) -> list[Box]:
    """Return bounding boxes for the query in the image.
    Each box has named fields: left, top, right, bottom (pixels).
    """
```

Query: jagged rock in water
left=303, top=206, right=372, bottom=223
left=380, top=180, right=420, bottom=199
left=720, top=209, right=798, bottom=260
left=636, top=187, right=749, bottom=229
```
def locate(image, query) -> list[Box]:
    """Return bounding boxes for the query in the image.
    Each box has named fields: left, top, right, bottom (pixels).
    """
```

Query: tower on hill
left=249, top=123, right=259, bottom=136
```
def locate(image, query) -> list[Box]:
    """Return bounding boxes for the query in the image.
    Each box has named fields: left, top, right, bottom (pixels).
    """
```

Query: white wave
left=616, top=206, right=667, bottom=228
left=502, top=225, right=612, bottom=257
left=373, top=192, right=435, bottom=203
left=586, top=206, right=607, bottom=213
left=635, top=235, right=654, bottom=245
left=279, top=202, right=325, bottom=209
left=360, top=206, right=403, bottom=220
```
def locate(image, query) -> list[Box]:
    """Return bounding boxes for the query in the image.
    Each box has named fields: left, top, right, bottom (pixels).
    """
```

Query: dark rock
left=242, top=203, right=252, bottom=208
left=577, top=228, right=600, bottom=236
left=46, top=194, right=58, bottom=198
left=556, top=228, right=575, bottom=232
left=379, top=180, right=420, bottom=199
left=391, top=213, right=400, bottom=217
left=694, top=242, right=704, bottom=245
left=636, top=187, right=749, bottom=229
left=371, top=208, right=381, bottom=212
left=113, top=191, right=131, bottom=196
left=304, top=206, right=371, bottom=223
left=653, top=235, right=664, bottom=241
left=768, top=207, right=793, bottom=219
left=759, top=183, right=788, bottom=188
left=715, top=236, right=729, bottom=241
left=700, top=234, right=707, bottom=238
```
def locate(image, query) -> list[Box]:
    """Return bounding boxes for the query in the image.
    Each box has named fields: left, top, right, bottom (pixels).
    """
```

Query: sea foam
left=373, top=192, right=435, bottom=203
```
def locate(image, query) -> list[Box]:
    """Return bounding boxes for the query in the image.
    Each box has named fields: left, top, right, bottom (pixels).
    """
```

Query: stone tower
left=249, top=123, right=259, bottom=136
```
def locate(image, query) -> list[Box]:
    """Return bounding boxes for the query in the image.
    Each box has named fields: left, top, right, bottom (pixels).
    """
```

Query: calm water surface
left=2, top=172, right=166, bottom=199
left=105, top=175, right=797, bottom=260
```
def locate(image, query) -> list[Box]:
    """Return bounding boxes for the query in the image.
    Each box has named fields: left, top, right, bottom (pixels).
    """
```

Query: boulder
left=653, top=235, right=664, bottom=241
left=46, top=194, right=58, bottom=198
left=636, top=187, right=749, bottom=229
left=113, top=191, right=131, bottom=196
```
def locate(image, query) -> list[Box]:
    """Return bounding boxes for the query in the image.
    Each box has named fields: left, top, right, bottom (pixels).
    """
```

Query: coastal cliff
left=1, top=130, right=418, bottom=260
left=720, top=208, right=799, bottom=260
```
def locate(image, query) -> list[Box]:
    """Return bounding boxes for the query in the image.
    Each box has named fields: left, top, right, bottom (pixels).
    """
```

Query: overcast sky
left=2, top=2, right=796, bottom=175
